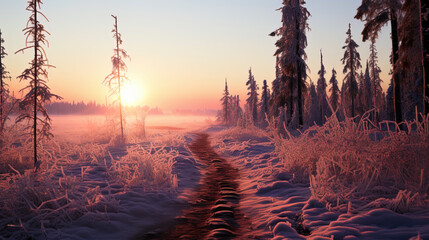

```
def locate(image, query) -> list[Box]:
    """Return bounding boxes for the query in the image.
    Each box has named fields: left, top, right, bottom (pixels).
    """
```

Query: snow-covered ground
left=210, top=124, right=429, bottom=239
left=1, top=115, right=428, bottom=239
left=0, top=115, right=206, bottom=239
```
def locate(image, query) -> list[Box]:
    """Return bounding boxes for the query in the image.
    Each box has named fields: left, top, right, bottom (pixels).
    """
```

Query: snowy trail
left=137, top=133, right=252, bottom=240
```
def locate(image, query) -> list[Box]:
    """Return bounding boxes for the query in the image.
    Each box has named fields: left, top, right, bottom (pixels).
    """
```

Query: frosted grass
left=0, top=118, right=182, bottom=239
left=267, top=111, right=429, bottom=212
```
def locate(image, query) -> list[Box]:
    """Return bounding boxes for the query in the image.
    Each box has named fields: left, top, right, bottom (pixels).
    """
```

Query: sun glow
left=121, top=81, right=144, bottom=106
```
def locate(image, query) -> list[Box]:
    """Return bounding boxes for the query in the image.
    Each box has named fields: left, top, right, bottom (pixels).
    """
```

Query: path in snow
left=139, top=133, right=252, bottom=240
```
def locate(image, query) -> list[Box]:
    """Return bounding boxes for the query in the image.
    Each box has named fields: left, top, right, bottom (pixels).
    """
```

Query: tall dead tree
left=15, top=0, right=61, bottom=169
left=104, top=15, right=129, bottom=140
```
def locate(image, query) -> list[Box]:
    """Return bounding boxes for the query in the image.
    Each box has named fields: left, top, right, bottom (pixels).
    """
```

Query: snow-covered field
left=1, top=114, right=428, bottom=239
left=210, top=117, right=429, bottom=239
left=0, top=115, right=207, bottom=239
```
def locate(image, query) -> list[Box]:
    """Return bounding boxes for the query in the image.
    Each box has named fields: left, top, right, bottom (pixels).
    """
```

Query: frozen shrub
left=108, top=145, right=178, bottom=190
left=268, top=111, right=429, bottom=210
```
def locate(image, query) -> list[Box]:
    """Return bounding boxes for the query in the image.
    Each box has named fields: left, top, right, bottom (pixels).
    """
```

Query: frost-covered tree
left=369, top=41, right=383, bottom=122
left=356, top=70, right=365, bottom=115
left=363, top=61, right=372, bottom=113
left=15, top=0, right=61, bottom=169
left=260, top=80, right=270, bottom=124
left=220, top=79, right=231, bottom=125
left=385, top=79, right=395, bottom=120
left=307, top=81, right=320, bottom=125
left=271, top=0, right=310, bottom=127
left=246, top=68, right=259, bottom=123
left=317, top=50, right=328, bottom=123
left=0, top=29, right=11, bottom=133
left=341, top=24, right=361, bottom=117
left=355, top=0, right=403, bottom=123
left=269, top=57, right=288, bottom=118
left=231, top=95, right=243, bottom=125
left=329, top=68, right=340, bottom=115
left=104, top=15, right=129, bottom=140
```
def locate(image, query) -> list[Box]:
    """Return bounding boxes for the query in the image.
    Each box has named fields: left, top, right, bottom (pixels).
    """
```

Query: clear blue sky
left=0, top=0, right=391, bottom=110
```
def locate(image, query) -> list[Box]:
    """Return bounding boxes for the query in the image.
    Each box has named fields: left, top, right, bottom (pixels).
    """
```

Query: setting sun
left=121, top=81, right=144, bottom=106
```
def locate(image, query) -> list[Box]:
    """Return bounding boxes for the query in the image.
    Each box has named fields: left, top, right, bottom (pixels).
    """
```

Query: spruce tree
left=308, top=81, right=320, bottom=125
left=357, top=70, right=365, bottom=115
left=230, top=95, right=243, bottom=125
left=235, top=95, right=243, bottom=125
left=341, top=24, right=361, bottom=117
left=271, top=0, right=310, bottom=127
left=363, top=61, right=372, bottom=114
left=104, top=15, right=129, bottom=140
left=246, top=68, right=259, bottom=123
left=269, top=57, right=288, bottom=118
left=355, top=0, right=403, bottom=123
left=317, top=50, right=327, bottom=123
left=15, top=0, right=61, bottom=169
left=368, top=42, right=384, bottom=122
left=329, top=68, right=340, bottom=115
left=220, top=79, right=231, bottom=125
left=260, top=79, right=270, bottom=124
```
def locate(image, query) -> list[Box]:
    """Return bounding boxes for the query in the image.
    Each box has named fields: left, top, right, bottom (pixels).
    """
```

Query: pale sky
left=0, top=0, right=391, bottom=111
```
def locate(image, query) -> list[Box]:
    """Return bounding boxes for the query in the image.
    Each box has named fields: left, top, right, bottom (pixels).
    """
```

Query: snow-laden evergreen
left=368, top=41, right=384, bottom=122
left=329, top=68, right=340, bottom=117
left=357, top=70, right=365, bottom=116
left=355, top=0, right=403, bottom=123
left=259, top=79, right=270, bottom=125
left=219, top=79, right=231, bottom=125
left=246, top=68, right=259, bottom=124
left=231, top=95, right=243, bottom=126
left=306, top=81, right=320, bottom=125
left=317, top=50, right=328, bottom=123
left=363, top=61, right=372, bottom=114
left=271, top=0, right=310, bottom=127
left=269, top=57, right=287, bottom=118
left=341, top=24, right=361, bottom=117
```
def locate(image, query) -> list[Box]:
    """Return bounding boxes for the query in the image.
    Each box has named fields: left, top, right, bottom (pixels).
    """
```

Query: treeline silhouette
left=43, top=101, right=163, bottom=115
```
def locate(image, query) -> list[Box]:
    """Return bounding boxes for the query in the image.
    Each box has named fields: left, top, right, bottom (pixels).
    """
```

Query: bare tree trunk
left=350, top=42, right=355, bottom=118
left=33, top=0, right=38, bottom=167
left=419, top=0, right=429, bottom=116
left=288, top=77, right=294, bottom=124
left=296, top=17, right=303, bottom=127
left=0, top=30, right=3, bottom=130
left=114, top=16, right=124, bottom=140
left=370, top=43, right=377, bottom=123
left=391, top=10, right=403, bottom=125
left=297, top=67, right=303, bottom=126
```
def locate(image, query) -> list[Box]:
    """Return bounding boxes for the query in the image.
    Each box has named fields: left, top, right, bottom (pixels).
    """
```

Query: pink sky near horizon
left=0, top=1, right=392, bottom=111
